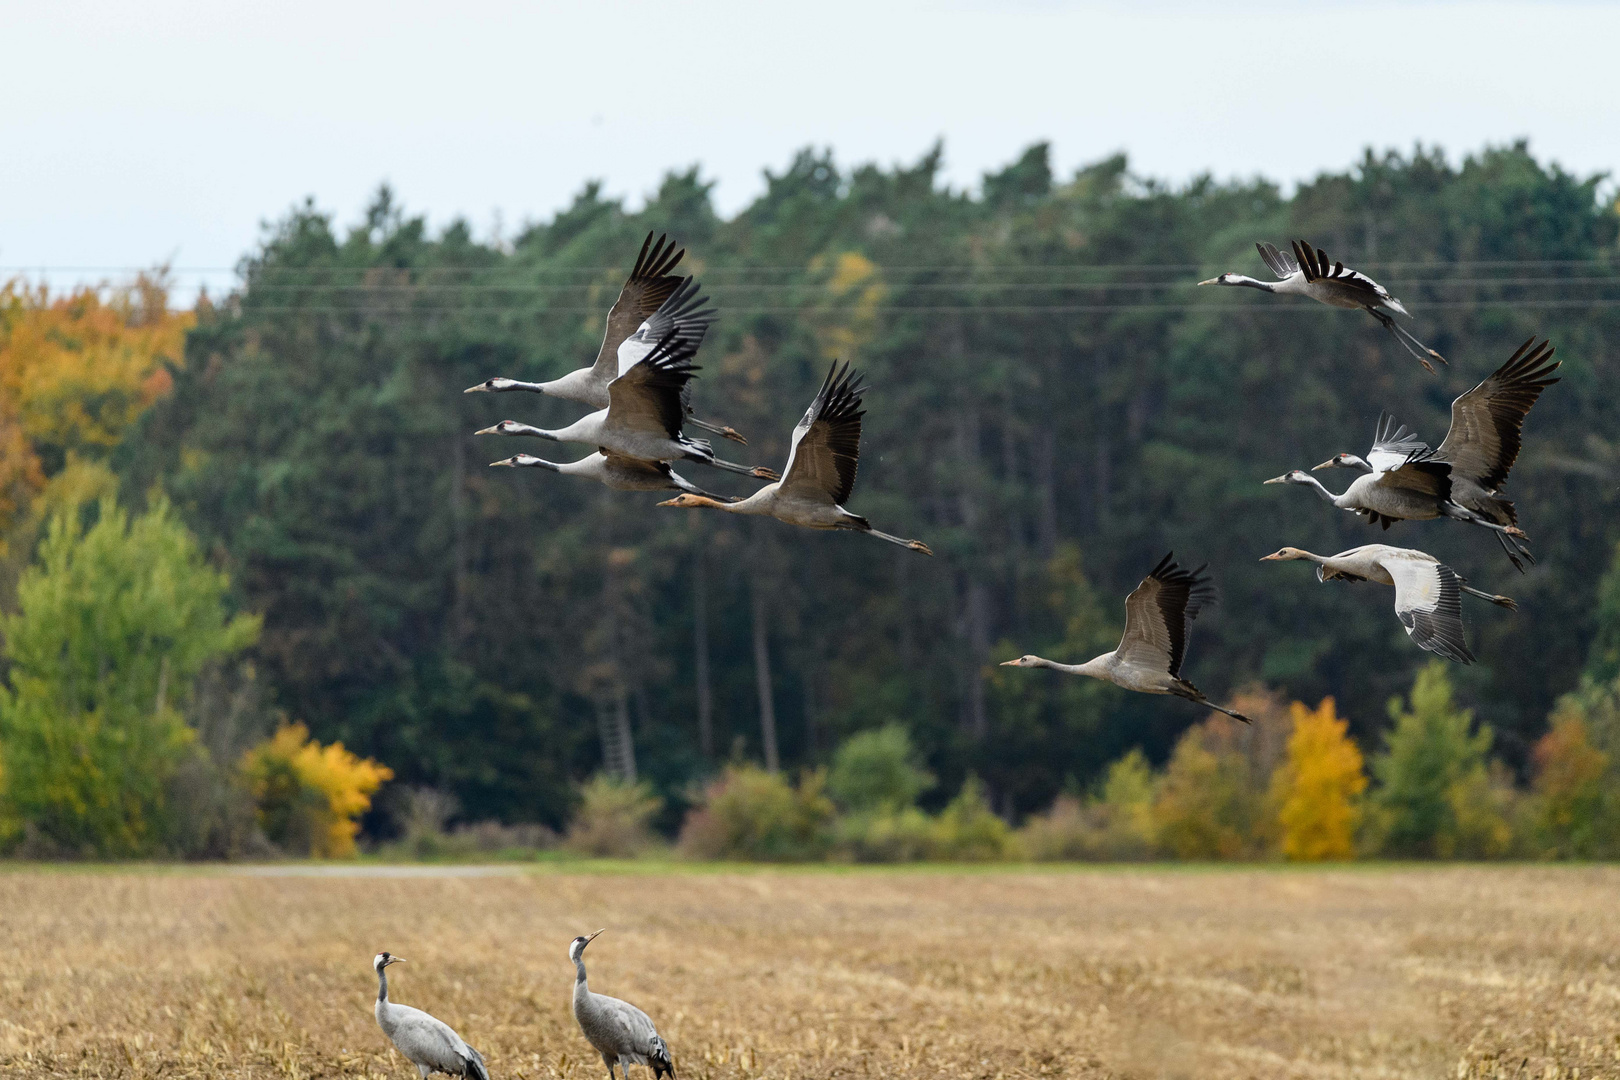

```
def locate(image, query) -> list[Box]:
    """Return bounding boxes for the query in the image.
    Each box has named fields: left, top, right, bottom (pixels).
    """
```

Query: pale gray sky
left=3, top=0, right=1616, bottom=294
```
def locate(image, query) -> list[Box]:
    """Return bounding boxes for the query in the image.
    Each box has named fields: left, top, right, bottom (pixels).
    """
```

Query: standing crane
left=1001, top=553, right=1253, bottom=723
left=569, top=931, right=676, bottom=1080
left=1260, top=544, right=1516, bottom=664
left=475, top=331, right=777, bottom=480
left=372, top=953, right=491, bottom=1080
left=654, top=361, right=932, bottom=555
left=1199, top=240, right=1445, bottom=371
left=1312, top=338, right=1559, bottom=570
left=464, top=233, right=744, bottom=443
left=490, top=450, right=737, bottom=501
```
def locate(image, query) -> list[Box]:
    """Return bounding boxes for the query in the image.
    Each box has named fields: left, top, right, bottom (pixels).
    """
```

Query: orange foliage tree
left=1528, top=702, right=1611, bottom=857
left=0, top=275, right=190, bottom=530
left=1270, top=697, right=1367, bottom=861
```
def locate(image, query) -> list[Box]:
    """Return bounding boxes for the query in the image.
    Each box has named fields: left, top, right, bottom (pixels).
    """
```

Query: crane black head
left=475, top=420, right=523, bottom=436
left=569, top=929, right=606, bottom=962
left=373, top=951, right=406, bottom=971
left=464, top=377, right=519, bottom=394
left=1313, top=453, right=1370, bottom=473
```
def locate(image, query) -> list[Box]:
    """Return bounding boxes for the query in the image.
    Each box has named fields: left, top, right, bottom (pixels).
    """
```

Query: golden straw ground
left=0, top=865, right=1616, bottom=1079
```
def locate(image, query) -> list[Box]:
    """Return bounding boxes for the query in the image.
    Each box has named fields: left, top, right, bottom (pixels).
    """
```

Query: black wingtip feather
left=631, top=232, right=685, bottom=283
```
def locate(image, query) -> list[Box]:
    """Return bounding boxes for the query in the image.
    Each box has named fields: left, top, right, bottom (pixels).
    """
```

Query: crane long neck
left=1032, top=656, right=1099, bottom=676
left=1297, top=475, right=1345, bottom=505
left=514, top=424, right=561, bottom=441
left=376, top=967, right=389, bottom=1005
left=1230, top=275, right=1277, bottom=293
left=573, top=954, right=588, bottom=988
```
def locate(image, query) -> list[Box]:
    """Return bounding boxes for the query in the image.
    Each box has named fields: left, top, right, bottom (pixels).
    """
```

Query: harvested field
left=1, top=865, right=1617, bottom=1079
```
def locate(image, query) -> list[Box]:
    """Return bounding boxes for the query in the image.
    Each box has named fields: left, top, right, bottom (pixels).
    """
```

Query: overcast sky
left=3, top=0, right=1616, bottom=294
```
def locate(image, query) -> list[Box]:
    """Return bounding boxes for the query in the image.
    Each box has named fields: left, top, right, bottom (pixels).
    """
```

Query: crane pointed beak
left=1196, top=277, right=1220, bottom=286
left=999, top=659, right=1018, bottom=666
left=1259, top=553, right=1283, bottom=561
left=463, top=384, right=490, bottom=394
left=474, top=424, right=502, bottom=436
left=1310, top=459, right=1338, bottom=472
left=490, top=458, right=516, bottom=467
left=585, top=929, right=605, bottom=944
left=1261, top=475, right=1290, bottom=485
left=388, top=956, right=407, bottom=965
left=656, top=497, right=682, bottom=507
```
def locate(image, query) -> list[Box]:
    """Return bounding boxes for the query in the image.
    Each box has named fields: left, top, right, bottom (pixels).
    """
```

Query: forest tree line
left=2, top=140, right=1619, bottom=854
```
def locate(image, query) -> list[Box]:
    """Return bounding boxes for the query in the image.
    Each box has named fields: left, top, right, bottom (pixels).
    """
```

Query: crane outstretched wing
left=591, top=233, right=686, bottom=379
left=1435, top=337, right=1559, bottom=491
left=1384, top=555, right=1473, bottom=664
left=779, top=361, right=865, bottom=507
left=605, top=331, right=698, bottom=440
left=1115, top=553, right=1213, bottom=679
left=1291, top=240, right=1393, bottom=303
left=1366, top=412, right=1433, bottom=473
left=1255, top=241, right=1299, bottom=280
left=617, top=276, right=717, bottom=376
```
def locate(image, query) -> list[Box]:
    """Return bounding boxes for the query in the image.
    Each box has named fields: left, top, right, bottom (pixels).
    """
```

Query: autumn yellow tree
left=1270, top=697, right=1367, bottom=860
left=241, top=723, right=392, bottom=858
left=0, top=275, right=190, bottom=535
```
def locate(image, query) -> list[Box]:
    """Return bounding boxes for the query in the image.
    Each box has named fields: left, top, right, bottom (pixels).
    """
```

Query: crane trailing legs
left=1001, top=553, right=1253, bottom=723
left=657, top=361, right=933, bottom=555
left=1199, top=240, right=1445, bottom=372
left=1310, top=339, right=1560, bottom=572
left=1261, top=544, right=1515, bottom=665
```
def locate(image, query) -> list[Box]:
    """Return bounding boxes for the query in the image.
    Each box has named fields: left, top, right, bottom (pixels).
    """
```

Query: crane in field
left=1260, top=544, right=1516, bottom=664
left=372, top=953, right=491, bottom=1080
left=569, top=931, right=676, bottom=1080
left=655, top=361, right=932, bottom=554
left=1001, top=553, right=1253, bottom=723
left=464, top=234, right=744, bottom=443
left=1199, top=240, right=1445, bottom=371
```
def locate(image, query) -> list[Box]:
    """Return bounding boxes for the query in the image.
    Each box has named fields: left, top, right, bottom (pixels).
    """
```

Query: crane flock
left=386, top=233, right=1563, bottom=1078
left=468, top=233, right=1555, bottom=720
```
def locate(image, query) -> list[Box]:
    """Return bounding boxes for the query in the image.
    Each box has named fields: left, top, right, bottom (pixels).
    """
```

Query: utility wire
left=216, top=298, right=1620, bottom=316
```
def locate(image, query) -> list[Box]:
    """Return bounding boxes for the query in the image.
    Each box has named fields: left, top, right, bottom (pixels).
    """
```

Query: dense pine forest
left=106, top=141, right=1620, bottom=834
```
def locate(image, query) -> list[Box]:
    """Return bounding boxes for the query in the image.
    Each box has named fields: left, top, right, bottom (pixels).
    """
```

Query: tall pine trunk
left=751, top=581, right=780, bottom=773
left=693, top=542, right=714, bottom=758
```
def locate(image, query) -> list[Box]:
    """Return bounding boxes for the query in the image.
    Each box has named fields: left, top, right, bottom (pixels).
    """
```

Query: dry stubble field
left=1, top=864, right=1618, bottom=1079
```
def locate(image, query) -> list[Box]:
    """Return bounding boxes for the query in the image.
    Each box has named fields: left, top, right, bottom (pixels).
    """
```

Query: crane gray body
left=1199, top=240, right=1444, bottom=370
left=372, top=954, right=490, bottom=1080
left=569, top=932, right=675, bottom=1080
